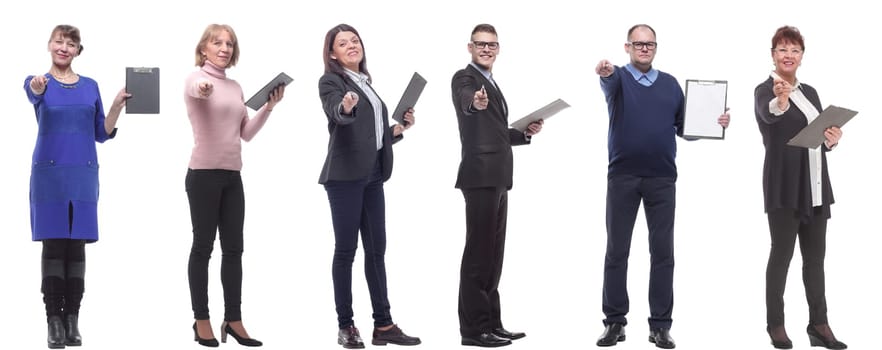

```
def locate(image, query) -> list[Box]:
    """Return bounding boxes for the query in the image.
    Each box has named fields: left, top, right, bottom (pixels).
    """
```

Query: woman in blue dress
left=24, top=24, right=128, bottom=349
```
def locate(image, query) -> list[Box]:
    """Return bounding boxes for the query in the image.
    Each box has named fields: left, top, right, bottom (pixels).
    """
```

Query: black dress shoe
left=64, top=314, right=82, bottom=346
left=597, top=323, right=626, bottom=347
left=807, top=324, right=847, bottom=349
left=221, top=321, right=263, bottom=347
left=492, top=328, right=525, bottom=340
left=767, top=325, right=792, bottom=349
left=338, top=325, right=365, bottom=349
left=648, top=328, right=675, bottom=349
left=47, top=315, right=66, bottom=349
left=372, top=324, right=421, bottom=346
left=192, top=322, right=219, bottom=347
left=461, top=333, right=512, bottom=347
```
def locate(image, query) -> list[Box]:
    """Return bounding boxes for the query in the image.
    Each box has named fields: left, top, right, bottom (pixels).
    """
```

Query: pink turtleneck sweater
left=184, top=62, right=271, bottom=171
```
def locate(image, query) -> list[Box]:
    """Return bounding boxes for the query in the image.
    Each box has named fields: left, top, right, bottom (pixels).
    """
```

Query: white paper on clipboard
left=683, top=79, right=727, bottom=139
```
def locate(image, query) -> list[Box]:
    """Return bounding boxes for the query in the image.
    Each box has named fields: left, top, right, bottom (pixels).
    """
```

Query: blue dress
left=25, top=74, right=116, bottom=242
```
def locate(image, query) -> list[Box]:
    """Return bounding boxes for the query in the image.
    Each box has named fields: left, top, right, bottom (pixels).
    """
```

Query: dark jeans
left=41, top=239, right=86, bottom=319
left=602, top=175, right=676, bottom=329
left=458, top=186, right=508, bottom=337
left=766, top=208, right=828, bottom=327
left=186, top=169, right=245, bottom=321
left=324, top=158, right=393, bottom=329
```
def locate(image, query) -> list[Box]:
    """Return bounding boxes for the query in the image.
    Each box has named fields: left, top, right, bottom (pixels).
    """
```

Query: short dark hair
left=194, top=24, right=240, bottom=67
left=49, top=24, right=83, bottom=55
left=322, top=23, right=370, bottom=82
left=627, top=24, right=656, bottom=41
left=471, top=23, right=497, bottom=37
left=771, top=25, right=804, bottom=51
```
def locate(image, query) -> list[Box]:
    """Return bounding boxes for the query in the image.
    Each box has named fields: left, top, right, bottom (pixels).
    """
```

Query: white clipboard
left=683, top=79, right=727, bottom=139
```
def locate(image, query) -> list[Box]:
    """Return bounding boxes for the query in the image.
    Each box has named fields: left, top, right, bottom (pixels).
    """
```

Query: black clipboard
left=125, top=67, right=160, bottom=114
left=390, top=72, right=427, bottom=125
left=245, top=72, right=293, bottom=110
left=787, top=105, right=858, bottom=148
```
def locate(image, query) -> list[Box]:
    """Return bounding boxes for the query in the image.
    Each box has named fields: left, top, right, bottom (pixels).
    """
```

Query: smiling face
left=772, top=40, right=803, bottom=78
left=469, top=31, right=499, bottom=71
left=201, top=29, right=235, bottom=68
left=47, top=31, right=80, bottom=68
left=625, top=26, right=656, bottom=72
left=330, top=31, right=363, bottom=72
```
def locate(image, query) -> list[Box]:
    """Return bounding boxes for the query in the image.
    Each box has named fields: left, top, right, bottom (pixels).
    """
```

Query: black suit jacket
left=754, top=76, right=834, bottom=219
left=451, top=64, right=530, bottom=190
left=318, top=72, right=402, bottom=184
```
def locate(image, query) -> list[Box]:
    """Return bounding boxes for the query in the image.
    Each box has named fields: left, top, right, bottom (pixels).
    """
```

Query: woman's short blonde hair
left=194, top=24, right=239, bottom=67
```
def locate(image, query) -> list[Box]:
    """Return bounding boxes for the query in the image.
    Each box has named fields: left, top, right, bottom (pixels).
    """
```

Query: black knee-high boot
left=42, top=256, right=66, bottom=349
left=64, top=240, right=86, bottom=346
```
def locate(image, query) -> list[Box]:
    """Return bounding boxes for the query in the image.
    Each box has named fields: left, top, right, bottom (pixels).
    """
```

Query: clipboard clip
left=132, top=67, right=155, bottom=74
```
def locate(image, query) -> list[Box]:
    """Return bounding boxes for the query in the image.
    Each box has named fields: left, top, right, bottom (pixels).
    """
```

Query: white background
left=1, top=1, right=878, bottom=349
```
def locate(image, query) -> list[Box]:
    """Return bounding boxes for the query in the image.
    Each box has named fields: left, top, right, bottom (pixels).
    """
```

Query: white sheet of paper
left=510, top=98, right=570, bottom=132
left=683, top=80, right=727, bottom=139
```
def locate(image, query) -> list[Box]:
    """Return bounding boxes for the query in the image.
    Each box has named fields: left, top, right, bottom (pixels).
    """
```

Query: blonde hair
left=194, top=24, right=239, bottom=67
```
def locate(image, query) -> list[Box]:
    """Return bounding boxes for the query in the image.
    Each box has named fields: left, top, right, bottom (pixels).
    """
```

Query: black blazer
left=451, top=64, right=529, bottom=190
left=754, top=76, right=834, bottom=219
left=318, top=72, right=402, bottom=184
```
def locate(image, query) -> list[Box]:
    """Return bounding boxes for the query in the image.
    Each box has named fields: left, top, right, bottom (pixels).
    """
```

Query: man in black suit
left=451, top=23, right=543, bottom=348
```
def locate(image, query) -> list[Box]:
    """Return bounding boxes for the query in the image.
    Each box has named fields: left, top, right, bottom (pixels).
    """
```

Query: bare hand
left=393, top=108, right=416, bottom=136
left=198, top=81, right=213, bottom=98
left=473, top=85, right=489, bottom=110
left=824, top=126, right=842, bottom=147
left=266, top=85, right=286, bottom=110
left=112, top=88, right=131, bottom=110
left=718, top=107, right=731, bottom=129
left=595, top=59, right=614, bottom=77
left=30, top=75, right=48, bottom=95
left=773, top=78, right=792, bottom=109
left=526, top=119, right=544, bottom=136
left=342, top=91, right=359, bottom=114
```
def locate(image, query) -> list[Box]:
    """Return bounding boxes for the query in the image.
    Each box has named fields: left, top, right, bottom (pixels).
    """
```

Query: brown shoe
left=338, top=325, right=365, bottom=349
left=372, top=324, right=421, bottom=346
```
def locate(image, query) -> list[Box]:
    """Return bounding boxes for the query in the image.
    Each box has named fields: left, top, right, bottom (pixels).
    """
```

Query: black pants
left=602, top=175, right=676, bottom=329
left=766, top=209, right=828, bottom=327
left=458, top=186, right=508, bottom=337
left=324, top=158, right=393, bottom=329
left=186, top=169, right=246, bottom=321
left=41, top=239, right=86, bottom=319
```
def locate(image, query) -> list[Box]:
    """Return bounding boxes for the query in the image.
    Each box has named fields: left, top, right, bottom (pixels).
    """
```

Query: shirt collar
left=624, top=63, right=657, bottom=84
left=469, top=62, right=494, bottom=83
left=343, top=68, right=369, bottom=84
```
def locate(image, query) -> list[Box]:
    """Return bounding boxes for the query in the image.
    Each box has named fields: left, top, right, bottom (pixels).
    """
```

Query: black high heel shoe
left=766, top=325, right=792, bottom=349
left=807, top=324, right=847, bottom=349
left=221, top=321, right=263, bottom=347
left=193, top=322, right=219, bottom=347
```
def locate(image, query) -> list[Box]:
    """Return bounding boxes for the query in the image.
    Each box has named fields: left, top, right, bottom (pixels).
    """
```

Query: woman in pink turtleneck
left=184, top=24, right=284, bottom=348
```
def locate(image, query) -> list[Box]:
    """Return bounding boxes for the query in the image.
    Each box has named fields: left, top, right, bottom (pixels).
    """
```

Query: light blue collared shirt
left=624, top=64, right=658, bottom=87
left=469, top=62, right=497, bottom=89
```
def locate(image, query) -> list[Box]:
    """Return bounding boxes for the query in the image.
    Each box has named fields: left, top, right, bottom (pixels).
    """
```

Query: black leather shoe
left=492, top=328, right=525, bottom=340
left=192, top=322, right=219, bottom=347
left=597, top=323, right=626, bottom=347
left=807, top=324, right=847, bottom=349
left=461, top=333, right=512, bottom=347
left=64, top=314, right=82, bottom=346
left=767, top=325, right=792, bottom=349
left=221, top=321, right=262, bottom=347
left=648, top=328, right=675, bottom=349
left=338, top=325, right=365, bottom=349
left=372, top=324, right=421, bottom=346
left=47, top=315, right=66, bottom=349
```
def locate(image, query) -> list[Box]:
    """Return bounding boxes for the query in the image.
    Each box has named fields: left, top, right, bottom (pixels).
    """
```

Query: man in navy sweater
left=593, top=24, right=730, bottom=349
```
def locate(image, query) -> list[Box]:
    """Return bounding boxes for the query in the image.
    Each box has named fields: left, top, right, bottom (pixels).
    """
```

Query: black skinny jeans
left=186, top=169, right=246, bottom=321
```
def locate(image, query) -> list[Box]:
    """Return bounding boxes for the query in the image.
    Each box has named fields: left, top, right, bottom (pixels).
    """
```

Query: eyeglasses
left=773, top=47, right=803, bottom=55
left=628, top=41, right=657, bottom=50
left=471, top=41, right=499, bottom=50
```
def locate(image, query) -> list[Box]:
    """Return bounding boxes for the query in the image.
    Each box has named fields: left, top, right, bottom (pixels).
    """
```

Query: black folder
left=245, top=72, right=293, bottom=111
left=390, top=72, right=427, bottom=125
left=125, top=67, right=160, bottom=114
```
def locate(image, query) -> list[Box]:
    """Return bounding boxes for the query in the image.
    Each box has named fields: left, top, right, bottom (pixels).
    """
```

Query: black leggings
left=41, top=239, right=86, bottom=318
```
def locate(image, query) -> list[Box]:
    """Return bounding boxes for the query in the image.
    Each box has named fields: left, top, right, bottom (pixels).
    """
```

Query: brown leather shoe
left=338, top=325, right=365, bottom=349
left=372, top=324, right=421, bottom=346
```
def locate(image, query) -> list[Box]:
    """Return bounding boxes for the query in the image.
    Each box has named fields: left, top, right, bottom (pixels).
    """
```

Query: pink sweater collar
left=201, top=61, right=227, bottom=79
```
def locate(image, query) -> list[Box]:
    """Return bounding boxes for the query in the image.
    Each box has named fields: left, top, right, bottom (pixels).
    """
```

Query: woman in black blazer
left=318, top=23, right=420, bottom=349
left=754, top=25, right=846, bottom=350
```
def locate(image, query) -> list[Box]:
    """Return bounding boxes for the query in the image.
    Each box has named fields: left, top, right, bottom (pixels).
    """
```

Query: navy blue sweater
left=600, top=66, right=684, bottom=178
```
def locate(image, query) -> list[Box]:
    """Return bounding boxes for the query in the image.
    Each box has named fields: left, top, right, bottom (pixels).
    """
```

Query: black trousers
left=602, top=175, right=676, bottom=329
left=766, top=208, right=828, bottom=327
left=41, top=239, right=86, bottom=319
left=186, top=169, right=246, bottom=321
left=324, top=157, right=393, bottom=329
left=459, top=186, right=508, bottom=337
